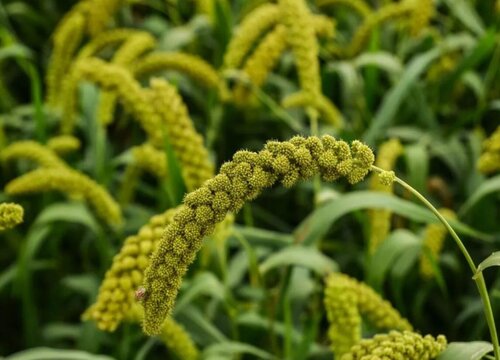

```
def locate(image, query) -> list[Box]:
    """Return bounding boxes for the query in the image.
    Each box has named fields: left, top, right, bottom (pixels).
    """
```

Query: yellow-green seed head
left=158, top=318, right=200, bottom=360
left=232, top=25, right=288, bottom=105
left=47, top=135, right=81, bottom=155
left=97, top=32, right=157, bottom=126
left=1, top=141, right=68, bottom=169
left=419, top=209, right=455, bottom=279
left=77, top=28, right=144, bottom=60
left=313, top=14, right=337, bottom=38
left=324, top=273, right=362, bottom=357
left=378, top=170, right=396, bottom=186
left=282, top=91, right=344, bottom=127
left=61, top=58, right=161, bottom=139
left=84, top=208, right=176, bottom=331
left=45, top=11, right=86, bottom=107
left=369, top=139, right=403, bottom=253
left=118, top=144, right=168, bottom=205
left=195, top=0, right=215, bottom=23
left=131, top=144, right=168, bottom=179
left=148, top=78, right=215, bottom=191
left=86, top=0, right=123, bottom=37
left=5, top=168, right=122, bottom=226
left=0, top=203, right=24, bottom=231
left=279, top=0, right=321, bottom=96
left=478, top=126, right=500, bottom=174
left=343, top=1, right=414, bottom=57
left=223, top=4, right=280, bottom=69
left=407, top=0, right=434, bottom=36
left=129, top=305, right=199, bottom=360
left=324, top=273, right=412, bottom=358
left=133, top=52, right=223, bottom=93
left=317, top=0, right=371, bottom=18
left=341, top=330, right=447, bottom=360
left=141, top=136, right=374, bottom=335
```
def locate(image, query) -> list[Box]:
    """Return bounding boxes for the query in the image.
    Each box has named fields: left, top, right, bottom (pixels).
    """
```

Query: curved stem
left=371, top=165, right=500, bottom=359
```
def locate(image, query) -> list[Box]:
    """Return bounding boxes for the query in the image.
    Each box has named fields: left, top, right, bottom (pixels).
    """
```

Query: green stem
left=371, top=165, right=500, bottom=359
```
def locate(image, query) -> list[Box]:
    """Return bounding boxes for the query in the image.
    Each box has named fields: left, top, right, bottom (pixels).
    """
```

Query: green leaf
left=33, top=202, right=100, bottom=234
left=233, top=226, right=293, bottom=248
left=203, top=341, right=278, bottom=360
left=213, top=0, right=233, bottom=66
left=259, top=246, right=338, bottom=276
left=174, top=272, right=226, bottom=314
left=294, top=191, right=492, bottom=246
left=437, top=341, right=493, bottom=360
left=431, top=136, right=469, bottom=178
left=354, top=52, right=403, bottom=75
left=42, top=323, right=82, bottom=342
left=5, top=348, right=115, bottom=360
left=0, top=43, right=32, bottom=62
left=367, top=229, right=421, bottom=291
left=404, top=143, right=429, bottom=194
left=15, top=225, right=51, bottom=346
left=237, top=312, right=327, bottom=354
left=325, top=61, right=362, bottom=106
left=442, top=0, right=485, bottom=36
left=363, top=34, right=475, bottom=144
left=61, top=274, right=99, bottom=298
left=179, top=305, right=228, bottom=344
left=162, top=130, right=186, bottom=207
left=473, top=252, right=500, bottom=280
left=460, top=174, right=500, bottom=215
left=441, top=31, right=496, bottom=98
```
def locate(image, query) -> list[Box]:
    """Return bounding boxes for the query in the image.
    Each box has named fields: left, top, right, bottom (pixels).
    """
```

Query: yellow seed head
left=419, top=209, right=455, bottom=279
left=158, top=317, right=199, bottom=360
left=77, top=29, right=144, bottom=60
left=148, top=78, right=215, bottom=191
left=282, top=91, right=344, bottom=127
left=344, top=1, right=414, bottom=57
left=369, top=139, right=403, bottom=253
left=324, top=273, right=362, bottom=357
left=141, top=136, right=374, bottom=335
left=47, top=135, right=81, bottom=155
left=86, top=0, right=123, bottom=37
left=408, top=0, right=434, bottom=36
left=1, top=141, right=68, bottom=169
left=133, top=52, right=222, bottom=92
left=5, top=168, right=122, bottom=226
left=61, top=58, right=161, bottom=139
left=46, top=12, right=86, bottom=107
left=84, top=208, right=177, bottom=331
left=223, top=4, right=280, bottom=69
left=478, top=126, right=500, bottom=174
left=279, top=0, right=321, bottom=96
left=324, top=273, right=412, bottom=358
left=118, top=144, right=168, bottom=205
left=132, top=144, right=168, bottom=179
left=317, top=0, right=371, bottom=18
left=313, top=14, right=337, bottom=38
left=129, top=305, right=199, bottom=360
left=0, top=203, right=24, bottom=231
left=232, top=25, right=288, bottom=105
left=97, top=32, right=157, bottom=126
left=341, top=330, right=447, bottom=360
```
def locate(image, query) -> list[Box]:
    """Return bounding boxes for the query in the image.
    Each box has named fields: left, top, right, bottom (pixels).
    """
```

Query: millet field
left=0, top=0, right=499, bottom=359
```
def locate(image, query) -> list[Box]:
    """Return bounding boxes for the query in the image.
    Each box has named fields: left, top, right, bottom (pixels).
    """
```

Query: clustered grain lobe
left=141, top=135, right=374, bottom=335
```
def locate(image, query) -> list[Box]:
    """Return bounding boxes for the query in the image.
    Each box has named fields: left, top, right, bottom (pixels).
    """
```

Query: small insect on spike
left=135, top=287, right=146, bottom=301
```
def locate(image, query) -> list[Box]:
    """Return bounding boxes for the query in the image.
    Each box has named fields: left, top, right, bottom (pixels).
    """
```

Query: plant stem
left=371, top=165, right=500, bottom=359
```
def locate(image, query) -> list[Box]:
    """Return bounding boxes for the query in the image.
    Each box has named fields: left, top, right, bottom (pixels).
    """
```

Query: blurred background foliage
left=0, top=0, right=499, bottom=359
